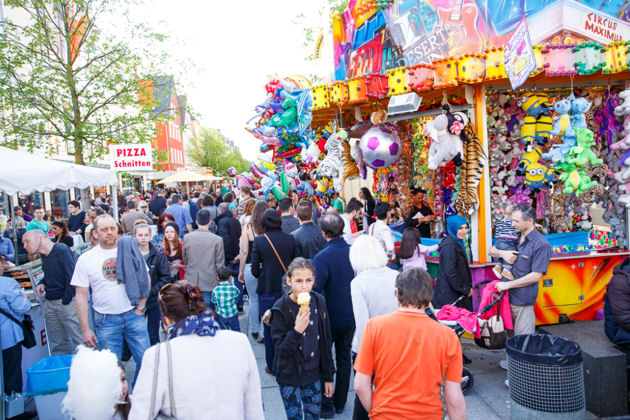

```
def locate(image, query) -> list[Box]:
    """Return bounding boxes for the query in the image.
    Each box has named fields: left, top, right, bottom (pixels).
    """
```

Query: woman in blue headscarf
left=433, top=215, right=473, bottom=311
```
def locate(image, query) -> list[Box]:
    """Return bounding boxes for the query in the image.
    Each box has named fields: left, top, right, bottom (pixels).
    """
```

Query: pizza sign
left=109, top=143, right=153, bottom=171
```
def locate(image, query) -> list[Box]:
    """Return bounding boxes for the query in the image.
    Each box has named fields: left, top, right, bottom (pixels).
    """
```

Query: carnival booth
left=0, top=146, right=119, bottom=398
left=281, top=0, right=630, bottom=327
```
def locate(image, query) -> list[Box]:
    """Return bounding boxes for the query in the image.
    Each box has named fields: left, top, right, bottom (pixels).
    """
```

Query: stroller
left=428, top=280, right=507, bottom=395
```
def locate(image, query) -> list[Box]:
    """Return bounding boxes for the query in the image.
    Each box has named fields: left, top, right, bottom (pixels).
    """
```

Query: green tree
left=187, top=127, right=251, bottom=176
left=0, top=0, right=180, bottom=165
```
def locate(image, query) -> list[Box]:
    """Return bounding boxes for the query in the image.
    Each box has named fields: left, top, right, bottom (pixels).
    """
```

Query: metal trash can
left=507, top=334, right=585, bottom=420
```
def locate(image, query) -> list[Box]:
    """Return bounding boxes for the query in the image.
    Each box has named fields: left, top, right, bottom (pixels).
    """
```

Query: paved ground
left=240, top=306, right=513, bottom=420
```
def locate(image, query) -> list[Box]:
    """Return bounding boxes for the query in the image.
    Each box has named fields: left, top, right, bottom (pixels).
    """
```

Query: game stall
left=300, top=0, right=630, bottom=325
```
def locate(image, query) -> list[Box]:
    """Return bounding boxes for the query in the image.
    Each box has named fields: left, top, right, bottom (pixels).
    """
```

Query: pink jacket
left=476, top=280, right=513, bottom=337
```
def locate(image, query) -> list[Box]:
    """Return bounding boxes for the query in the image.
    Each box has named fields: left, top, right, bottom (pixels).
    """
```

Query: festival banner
left=504, top=17, right=536, bottom=90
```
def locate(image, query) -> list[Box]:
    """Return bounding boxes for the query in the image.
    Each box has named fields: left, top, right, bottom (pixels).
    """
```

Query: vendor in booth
left=404, top=187, right=435, bottom=238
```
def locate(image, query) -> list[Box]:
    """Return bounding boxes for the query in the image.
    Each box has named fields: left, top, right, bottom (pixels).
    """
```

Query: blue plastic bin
left=26, top=355, right=73, bottom=395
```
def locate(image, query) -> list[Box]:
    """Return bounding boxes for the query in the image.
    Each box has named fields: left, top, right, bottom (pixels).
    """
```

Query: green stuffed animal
left=567, top=128, right=604, bottom=167
left=559, top=167, right=597, bottom=196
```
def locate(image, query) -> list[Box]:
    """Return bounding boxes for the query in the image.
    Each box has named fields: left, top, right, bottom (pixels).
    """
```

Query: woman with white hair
left=349, top=235, right=400, bottom=420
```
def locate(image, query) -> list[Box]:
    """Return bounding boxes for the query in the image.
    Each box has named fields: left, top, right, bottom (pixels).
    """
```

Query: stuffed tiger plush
left=456, top=122, right=487, bottom=216
left=341, top=140, right=360, bottom=186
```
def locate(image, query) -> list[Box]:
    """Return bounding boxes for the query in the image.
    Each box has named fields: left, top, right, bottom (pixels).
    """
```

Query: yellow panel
left=456, top=54, right=486, bottom=83
left=485, top=47, right=507, bottom=80
left=531, top=45, right=547, bottom=77
left=386, top=67, right=410, bottom=96
left=311, top=84, right=330, bottom=111
left=610, top=41, right=629, bottom=73
left=601, top=44, right=616, bottom=74
left=329, top=81, right=349, bottom=107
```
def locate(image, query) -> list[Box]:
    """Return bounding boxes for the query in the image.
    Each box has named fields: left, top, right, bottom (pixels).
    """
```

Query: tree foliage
left=293, top=0, right=349, bottom=62
left=0, top=0, right=181, bottom=164
left=187, top=127, right=250, bottom=176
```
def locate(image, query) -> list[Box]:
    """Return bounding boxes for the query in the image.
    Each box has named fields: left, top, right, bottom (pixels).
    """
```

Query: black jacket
left=433, top=235, right=472, bottom=311
left=251, top=230, right=297, bottom=294
left=291, top=222, right=326, bottom=260
left=215, top=211, right=242, bottom=263
left=144, top=243, right=172, bottom=309
left=605, top=258, right=630, bottom=346
left=270, top=292, right=335, bottom=386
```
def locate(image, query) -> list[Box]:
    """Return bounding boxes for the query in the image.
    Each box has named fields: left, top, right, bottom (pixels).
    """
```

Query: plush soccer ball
left=359, top=126, right=401, bottom=168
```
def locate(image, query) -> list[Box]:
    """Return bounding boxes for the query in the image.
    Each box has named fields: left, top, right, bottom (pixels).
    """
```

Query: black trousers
left=352, top=352, right=370, bottom=420
left=3, top=344, right=23, bottom=395
left=322, top=324, right=355, bottom=412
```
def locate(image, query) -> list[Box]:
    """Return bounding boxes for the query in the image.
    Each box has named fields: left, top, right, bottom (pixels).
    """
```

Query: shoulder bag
left=474, top=298, right=507, bottom=350
left=149, top=338, right=177, bottom=420
left=0, top=307, right=36, bottom=349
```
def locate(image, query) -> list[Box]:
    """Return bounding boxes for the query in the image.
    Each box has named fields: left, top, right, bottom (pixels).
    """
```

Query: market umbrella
left=156, top=171, right=207, bottom=184
left=157, top=170, right=207, bottom=194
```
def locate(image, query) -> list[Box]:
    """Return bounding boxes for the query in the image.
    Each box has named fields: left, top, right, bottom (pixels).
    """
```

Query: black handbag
left=0, top=307, right=36, bottom=349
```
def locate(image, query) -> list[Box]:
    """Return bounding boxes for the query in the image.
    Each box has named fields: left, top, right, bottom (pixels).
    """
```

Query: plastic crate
left=26, top=355, right=73, bottom=395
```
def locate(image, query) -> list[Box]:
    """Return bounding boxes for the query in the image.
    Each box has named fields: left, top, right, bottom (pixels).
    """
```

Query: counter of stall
left=390, top=224, right=627, bottom=325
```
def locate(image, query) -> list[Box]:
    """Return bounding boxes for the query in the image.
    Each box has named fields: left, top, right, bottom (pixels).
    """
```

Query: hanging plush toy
left=523, top=162, right=555, bottom=191
left=566, top=128, right=603, bottom=167
left=570, top=97, right=592, bottom=129
left=519, top=93, right=552, bottom=149
left=425, top=113, right=463, bottom=170
left=317, top=129, right=346, bottom=193
left=517, top=146, right=542, bottom=175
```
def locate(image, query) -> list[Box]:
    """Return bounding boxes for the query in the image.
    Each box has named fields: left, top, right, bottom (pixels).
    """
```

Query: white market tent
left=0, top=146, right=118, bottom=195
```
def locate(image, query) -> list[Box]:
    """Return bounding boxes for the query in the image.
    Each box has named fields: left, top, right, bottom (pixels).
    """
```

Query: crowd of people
left=0, top=182, right=563, bottom=420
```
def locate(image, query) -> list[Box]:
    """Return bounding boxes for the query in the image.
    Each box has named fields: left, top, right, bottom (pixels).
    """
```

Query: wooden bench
left=539, top=321, right=628, bottom=417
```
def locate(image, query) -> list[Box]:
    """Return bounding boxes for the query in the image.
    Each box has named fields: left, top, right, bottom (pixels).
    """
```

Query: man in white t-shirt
left=71, top=214, right=150, bottom=380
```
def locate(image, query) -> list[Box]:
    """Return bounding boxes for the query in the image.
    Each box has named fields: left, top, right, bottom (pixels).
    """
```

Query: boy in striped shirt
left=493, top=205, right=519, bottom=281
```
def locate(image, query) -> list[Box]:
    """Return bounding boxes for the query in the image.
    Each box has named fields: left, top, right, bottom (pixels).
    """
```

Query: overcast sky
left=133, top=0, right=333, bottom=162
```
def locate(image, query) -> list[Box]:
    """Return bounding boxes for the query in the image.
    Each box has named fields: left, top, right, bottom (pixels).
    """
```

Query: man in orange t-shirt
left=354, top=268, right=466, bottom=420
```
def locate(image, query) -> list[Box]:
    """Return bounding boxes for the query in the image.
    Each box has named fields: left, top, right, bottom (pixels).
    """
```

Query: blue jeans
left=259, top=293, right=282, bottom=371
left=202, top=291, right=215, bottom=312
left=93, top=309, right=150, bottom=385
left=218, top=314, right=241, bottom=332
left=227, top=262, right=244, bottom=309
left=146, top=305, right=162, bottom=346
left=243, top=264, right=262, bottom=336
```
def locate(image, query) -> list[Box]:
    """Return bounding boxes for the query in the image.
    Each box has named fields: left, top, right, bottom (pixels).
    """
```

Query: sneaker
left=320, top=408, right=335, bottom=418
left=504, top=379, right=509, bottom=389
left=492, top=264, right=503, bottom=279
left=501, top=269, right=514, bottom=281
left=499, top=359, right=509, bottom=370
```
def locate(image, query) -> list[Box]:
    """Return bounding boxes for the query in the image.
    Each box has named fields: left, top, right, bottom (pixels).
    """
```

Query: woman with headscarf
left=433, top=215, right=473, bottom=311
